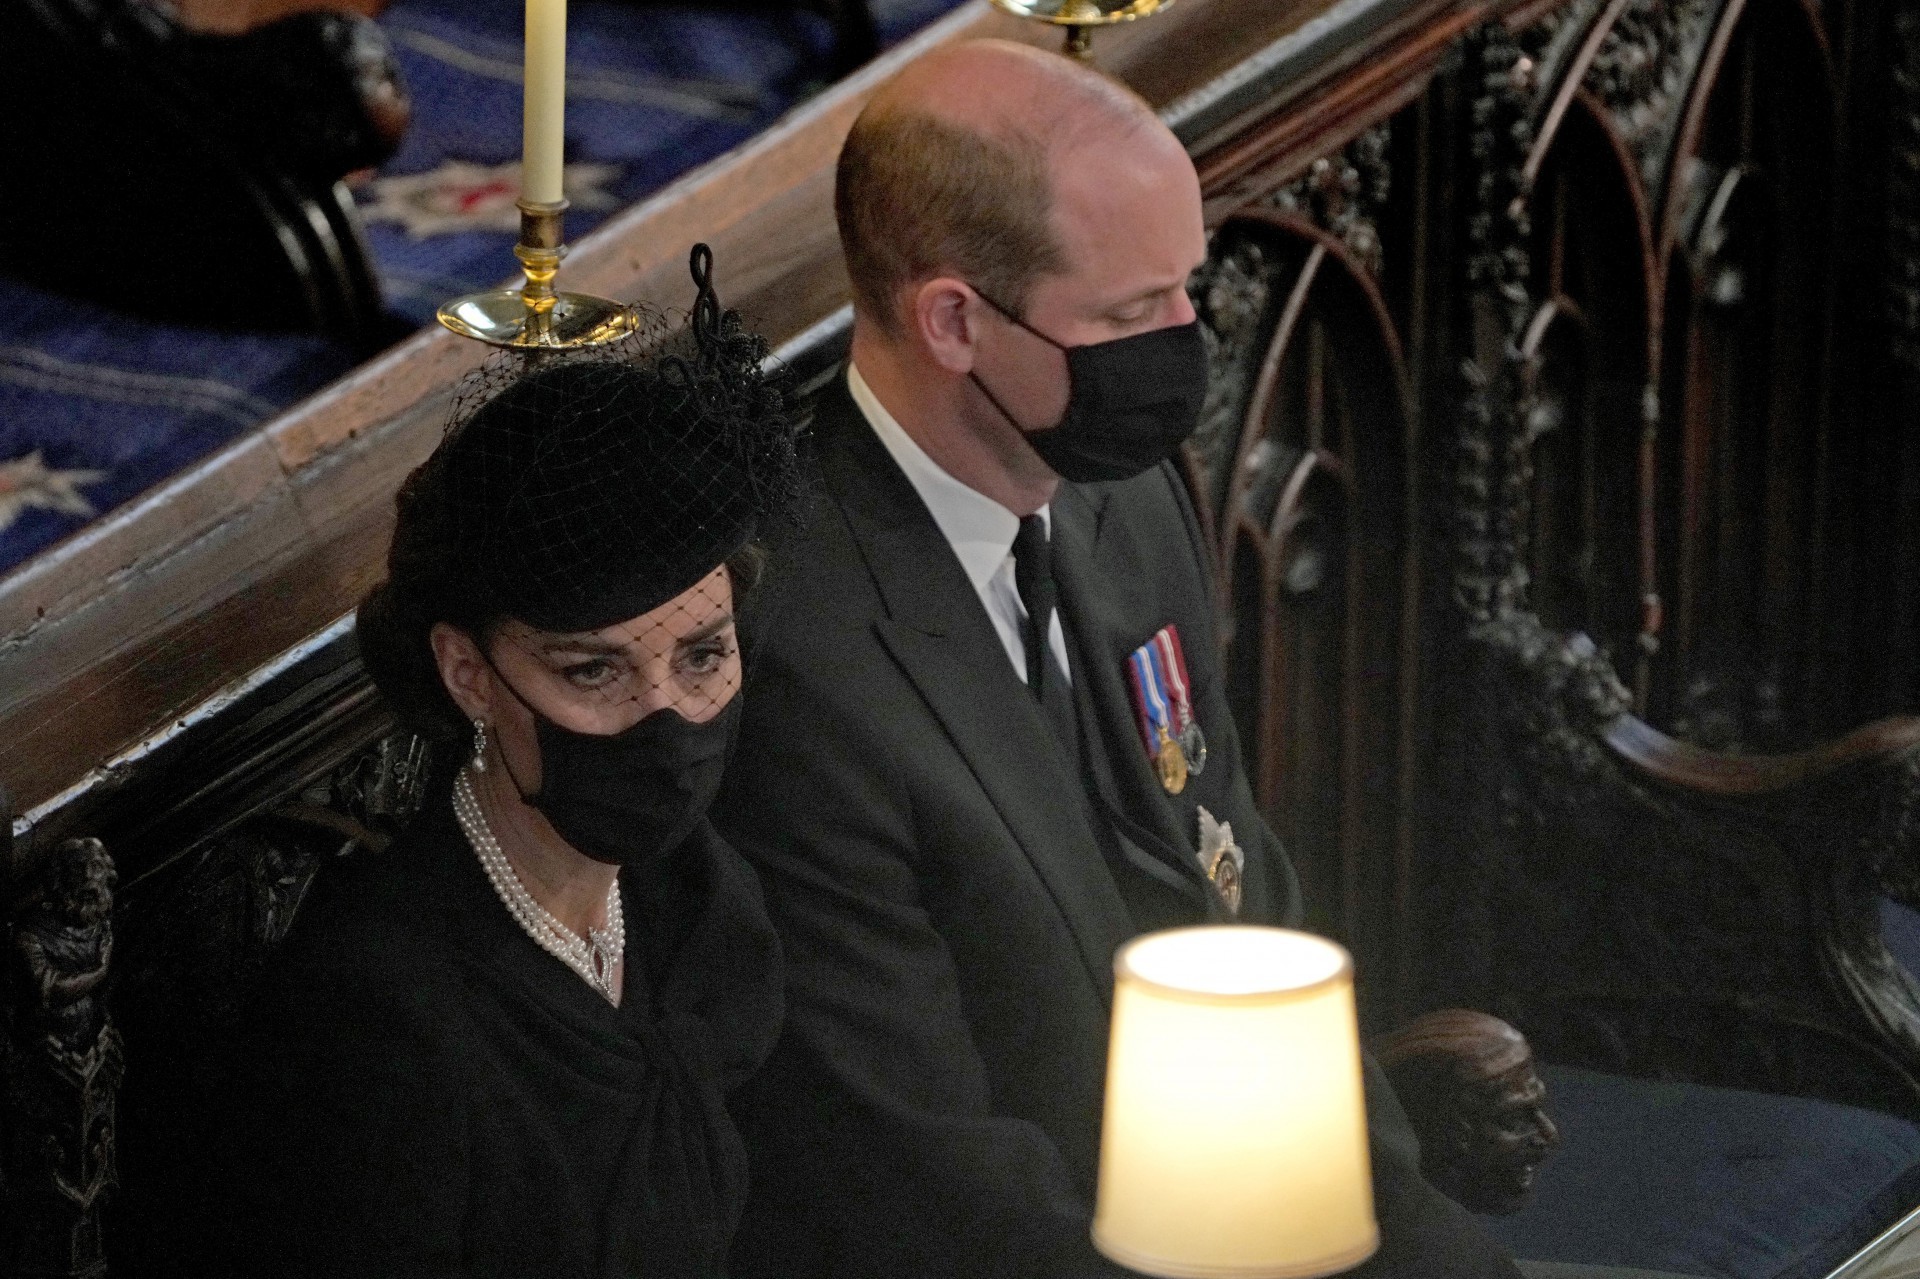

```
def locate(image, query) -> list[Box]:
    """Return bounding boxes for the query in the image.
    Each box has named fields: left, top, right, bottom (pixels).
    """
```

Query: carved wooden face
left=1439, top=1057, right=1561, bottom=1215
left=44, top=840, right=116, bottom=928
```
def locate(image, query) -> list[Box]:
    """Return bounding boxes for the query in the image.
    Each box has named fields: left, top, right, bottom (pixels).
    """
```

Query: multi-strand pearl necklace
left=452, top=768, right=624, bottom=1005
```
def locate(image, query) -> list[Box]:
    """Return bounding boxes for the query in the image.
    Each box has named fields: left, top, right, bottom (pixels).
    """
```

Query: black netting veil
left=441, top=243, right=800, bottom=635
left=358, top=243, right=802, bottom=748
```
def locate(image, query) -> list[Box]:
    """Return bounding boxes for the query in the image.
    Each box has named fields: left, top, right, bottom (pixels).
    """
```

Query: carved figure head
left=55, top=840, right=116, bottom=927
left=1376, top=1009, right=1559, bottom=1215
left=14, top=838, right=116, bottom=930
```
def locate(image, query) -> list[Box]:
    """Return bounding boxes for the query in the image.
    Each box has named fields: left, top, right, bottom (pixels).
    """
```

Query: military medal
left=1127, top=625, right=1203, bottom=795
left=1153, top=626, right=1207, bottom=778
left=1197, top=806, right=1245, bottom=916
left=1154, top=726, right=1188, bottom=794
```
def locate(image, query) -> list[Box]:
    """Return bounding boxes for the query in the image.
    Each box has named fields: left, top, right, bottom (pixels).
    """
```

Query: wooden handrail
left=1605, top=712, right=1920, bottom=798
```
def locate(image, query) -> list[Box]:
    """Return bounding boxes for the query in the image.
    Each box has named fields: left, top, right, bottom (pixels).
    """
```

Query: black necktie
left=1012, top=515, right=1080, bottom=767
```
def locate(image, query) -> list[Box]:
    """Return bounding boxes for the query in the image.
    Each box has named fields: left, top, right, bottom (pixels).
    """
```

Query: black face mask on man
left=492, top=668, right=742, bottom=870
left=968, top=288, right=1209, bottom=484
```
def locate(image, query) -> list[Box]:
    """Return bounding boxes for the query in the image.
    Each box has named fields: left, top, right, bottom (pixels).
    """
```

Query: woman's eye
left=680, top=640, right=733, bottom=675
left=562, top=659, right=619, bottom=688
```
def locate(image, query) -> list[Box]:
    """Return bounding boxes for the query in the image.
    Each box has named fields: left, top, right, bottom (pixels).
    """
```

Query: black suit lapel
left=812, top=377, right=1136, bottom=1001
left=1050, top=486, right=1212, bottom=911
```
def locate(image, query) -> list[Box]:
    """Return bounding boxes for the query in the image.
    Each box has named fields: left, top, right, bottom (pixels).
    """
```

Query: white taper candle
left=522, top=0, right=567, bottom=205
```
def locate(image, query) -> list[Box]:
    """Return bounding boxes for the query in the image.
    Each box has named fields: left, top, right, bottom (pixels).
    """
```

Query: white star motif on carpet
left=360, top=161, right=623, bottom=238
left=0, top=451, right=107, bottom=532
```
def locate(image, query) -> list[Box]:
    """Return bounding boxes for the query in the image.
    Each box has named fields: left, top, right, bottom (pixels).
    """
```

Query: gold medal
left=1154, top=726, right=1188, bottom=795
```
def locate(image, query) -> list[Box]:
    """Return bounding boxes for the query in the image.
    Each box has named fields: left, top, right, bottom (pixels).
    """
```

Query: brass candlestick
left=437, top=199, right=638, bottom=349
left=984, top=0, right=1172, bottom=59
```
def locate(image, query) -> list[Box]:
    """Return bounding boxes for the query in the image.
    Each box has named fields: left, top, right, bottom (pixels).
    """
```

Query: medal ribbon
left=1127, top=645, right=1174, bottom=756
left=1152, top=627, right=1195, bottom=737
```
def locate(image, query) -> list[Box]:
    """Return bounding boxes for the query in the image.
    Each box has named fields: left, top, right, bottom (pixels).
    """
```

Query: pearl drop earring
left=471, top=718, right=490, bottom=773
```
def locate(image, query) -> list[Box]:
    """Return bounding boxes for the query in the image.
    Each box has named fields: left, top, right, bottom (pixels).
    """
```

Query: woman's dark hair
left=355, top=245, right=799, bottom=750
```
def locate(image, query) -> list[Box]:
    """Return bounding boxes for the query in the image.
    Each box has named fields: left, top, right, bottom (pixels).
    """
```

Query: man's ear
left=913, top=276, right=981, bottom=376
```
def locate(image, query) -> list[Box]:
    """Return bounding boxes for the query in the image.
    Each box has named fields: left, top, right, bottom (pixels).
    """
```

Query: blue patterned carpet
left=0, top=0, right=955, bottom=575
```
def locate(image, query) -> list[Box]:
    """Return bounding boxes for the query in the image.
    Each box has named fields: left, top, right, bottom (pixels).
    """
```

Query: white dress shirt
left=847, top=364, right=1072, bottom=687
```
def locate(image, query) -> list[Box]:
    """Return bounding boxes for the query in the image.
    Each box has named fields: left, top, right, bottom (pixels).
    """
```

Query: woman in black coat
left=209, top=247, right=799, bottom=1278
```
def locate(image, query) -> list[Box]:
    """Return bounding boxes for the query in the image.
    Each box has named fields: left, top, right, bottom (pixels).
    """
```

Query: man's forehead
left=1047, top=144, right=1204, bottom=273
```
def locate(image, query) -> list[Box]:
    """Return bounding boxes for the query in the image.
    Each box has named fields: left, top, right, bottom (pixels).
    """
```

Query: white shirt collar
left=846, top=363, right=1049, bottom=597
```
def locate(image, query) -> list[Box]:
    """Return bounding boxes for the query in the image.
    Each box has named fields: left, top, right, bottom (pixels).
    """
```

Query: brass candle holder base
left=437, top=199, right=638, bottom=349
left=984, top=0, right=1172, bottom=59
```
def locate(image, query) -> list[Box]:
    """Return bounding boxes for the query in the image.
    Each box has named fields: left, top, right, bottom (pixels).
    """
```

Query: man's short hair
left=835, top=106, right=1065, bottom=334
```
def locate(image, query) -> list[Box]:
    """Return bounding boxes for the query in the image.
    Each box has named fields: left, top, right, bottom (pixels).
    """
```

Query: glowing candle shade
left=1092, top=927, right=1378, bottom=1279
left=522, top=0, right=567, bottom=205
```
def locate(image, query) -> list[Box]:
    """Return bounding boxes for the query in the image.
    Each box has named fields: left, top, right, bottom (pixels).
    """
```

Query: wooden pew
left=6, top=0, right=1920, bottom=1270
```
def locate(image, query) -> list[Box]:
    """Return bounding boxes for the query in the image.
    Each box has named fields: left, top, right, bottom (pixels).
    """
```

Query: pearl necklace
left=453, top=769, right=624, bottom=1005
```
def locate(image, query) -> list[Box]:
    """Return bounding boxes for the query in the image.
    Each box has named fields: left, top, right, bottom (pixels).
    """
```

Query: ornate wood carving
left=1, top=834, right=122, bottom=1279
left=1184, top=201, right=1421, bottom=1010
left=1263, top=124, right=1394, bottom=274
left=113, top=731, right=431, bottom=1041
left=1456, top=19, right=1539, bottom=628
left=1, top=0, right=1916, bottom=1262
left=1426, top=7, right=1920, bottom=1116
left=1891, top=0, right=1920, bottom=371
left=1375, top=1009, right=1560, bottom=1216
left=1585, top=0, right=1720, bottom=196
left=1188, top=234, right=1279, bottom=530
left=106, top=728, right=433, bottom=1268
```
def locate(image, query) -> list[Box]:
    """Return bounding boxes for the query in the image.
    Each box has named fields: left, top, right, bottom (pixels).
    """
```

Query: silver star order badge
left=1196, top=806, right=1244, bottom=916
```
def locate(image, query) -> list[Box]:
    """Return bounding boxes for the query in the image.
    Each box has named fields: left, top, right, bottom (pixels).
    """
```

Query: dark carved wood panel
left=1408, top=0, right=1920, bottom=1118
left=1185, top=166, right=1422, bottom=1022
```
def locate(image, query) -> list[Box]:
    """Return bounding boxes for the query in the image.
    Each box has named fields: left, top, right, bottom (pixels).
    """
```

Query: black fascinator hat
left=356, top=244, right=802, bottom=741
left=439, top=243, right=800, bottom=634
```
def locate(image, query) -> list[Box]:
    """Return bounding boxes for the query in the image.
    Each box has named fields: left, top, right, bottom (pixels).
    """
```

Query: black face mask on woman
left=494, top=671, right=742, bottom=870
left=968, top=288, right=1210, bottom=484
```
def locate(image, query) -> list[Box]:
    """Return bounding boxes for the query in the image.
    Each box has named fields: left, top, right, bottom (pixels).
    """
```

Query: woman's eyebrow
left=539, top=634, right=628, bottom=656
left=677, top=613, right=737, bottom=646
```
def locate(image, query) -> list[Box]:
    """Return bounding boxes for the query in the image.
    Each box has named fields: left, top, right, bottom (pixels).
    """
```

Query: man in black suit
left=720, top=38, right=1685, bottom=1279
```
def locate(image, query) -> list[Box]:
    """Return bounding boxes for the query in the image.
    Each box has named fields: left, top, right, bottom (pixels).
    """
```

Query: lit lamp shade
left=1092, top=926, right=1377, bottom=1279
